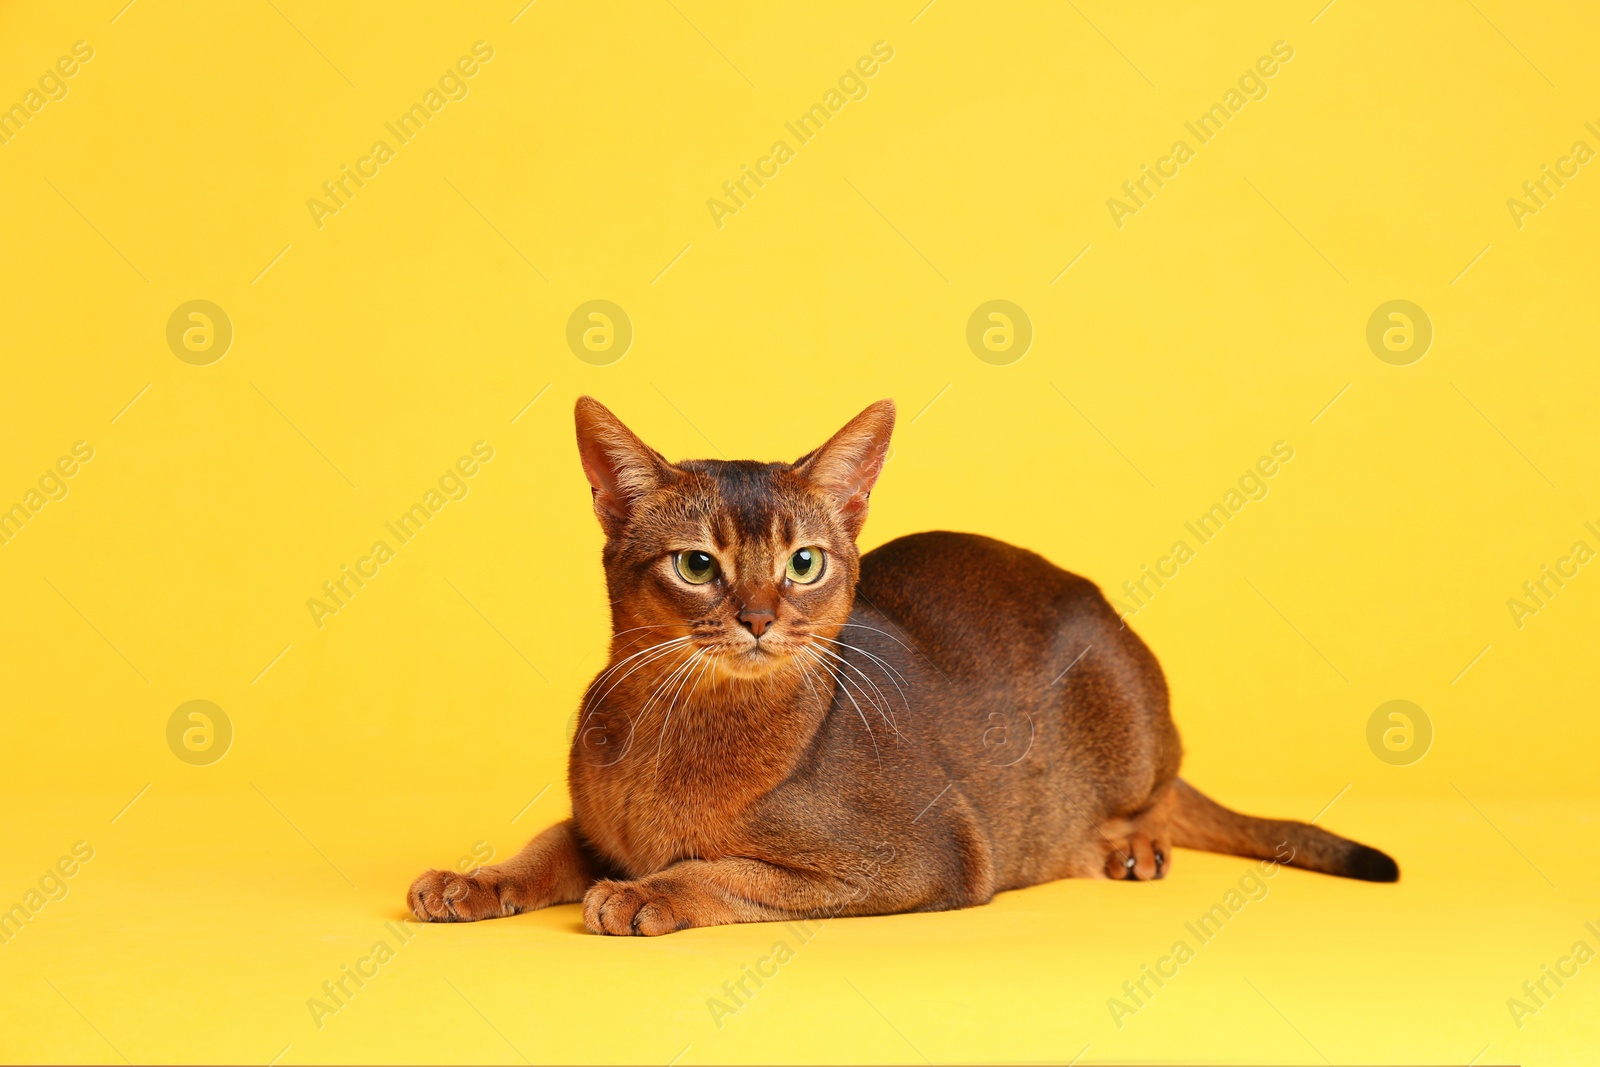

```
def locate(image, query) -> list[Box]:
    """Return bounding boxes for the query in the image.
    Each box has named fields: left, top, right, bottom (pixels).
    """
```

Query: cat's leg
left=1097, top=786, right=1177, bottom=881
left=409, top=818, right=604, bottom=922
left=582, top=857, right=874, bottom=936
left=1101, top=827, right=1172, bottom=880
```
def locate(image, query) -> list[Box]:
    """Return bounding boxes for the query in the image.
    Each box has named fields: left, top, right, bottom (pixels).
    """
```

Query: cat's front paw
left=582, top=879, right=687, bottom=936
left=408, top=867, right=510, bottom=922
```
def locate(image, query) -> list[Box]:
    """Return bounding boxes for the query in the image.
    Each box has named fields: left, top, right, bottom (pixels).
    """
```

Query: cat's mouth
left=700, top=635, right=791, bottom=678
left=734, top=639, right=782, bottom=662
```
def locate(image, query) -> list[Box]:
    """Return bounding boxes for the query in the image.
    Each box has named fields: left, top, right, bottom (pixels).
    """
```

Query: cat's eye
left=786, top=547, right=825, bottom=584
left=674, top=550, right=719, bottom=585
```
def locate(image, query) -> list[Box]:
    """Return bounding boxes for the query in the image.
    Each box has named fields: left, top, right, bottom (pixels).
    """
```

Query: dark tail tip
left=1346, top=845, right=1400, bottom=883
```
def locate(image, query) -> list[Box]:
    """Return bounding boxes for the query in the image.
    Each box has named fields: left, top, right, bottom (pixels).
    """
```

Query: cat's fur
left=408, top=397, right=1397, bottom=935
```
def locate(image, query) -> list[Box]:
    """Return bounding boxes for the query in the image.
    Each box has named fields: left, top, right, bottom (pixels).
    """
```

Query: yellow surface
left=1, top=1, right=1597, bottom=1063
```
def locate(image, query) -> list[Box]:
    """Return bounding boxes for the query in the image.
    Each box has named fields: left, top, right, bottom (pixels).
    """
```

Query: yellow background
left=2, top=0, right=1597, bottom=1062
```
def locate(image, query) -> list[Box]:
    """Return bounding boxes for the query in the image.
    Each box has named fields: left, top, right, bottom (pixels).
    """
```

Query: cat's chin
left=713, top=643, right=791, bottom=680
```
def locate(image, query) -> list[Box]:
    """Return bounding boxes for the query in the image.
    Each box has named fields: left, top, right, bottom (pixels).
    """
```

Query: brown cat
left=408, top=397, right=1397, bottom=935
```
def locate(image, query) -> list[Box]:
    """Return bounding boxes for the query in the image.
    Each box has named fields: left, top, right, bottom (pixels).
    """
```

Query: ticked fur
left=407, top=397, right=1397, bottom=935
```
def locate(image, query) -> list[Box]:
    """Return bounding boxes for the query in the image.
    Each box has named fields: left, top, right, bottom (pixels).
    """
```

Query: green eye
left=674, top=550, right=719, bottom=585
left=786, top=547, right=825, bottom=584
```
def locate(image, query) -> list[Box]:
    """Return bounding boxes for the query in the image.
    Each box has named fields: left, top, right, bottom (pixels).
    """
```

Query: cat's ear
left=794, top=400, right=896, bottom=538
left=574, top=396, right=671, bottom=536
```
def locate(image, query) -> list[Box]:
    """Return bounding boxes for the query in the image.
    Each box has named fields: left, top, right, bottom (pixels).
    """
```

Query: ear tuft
left=795, top=400, right=895, bottom=538
left=574, top=396, right=670, bottom=536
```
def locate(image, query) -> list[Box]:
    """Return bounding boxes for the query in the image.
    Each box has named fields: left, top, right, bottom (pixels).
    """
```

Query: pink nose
left=738, top=608, right=776, bottom=638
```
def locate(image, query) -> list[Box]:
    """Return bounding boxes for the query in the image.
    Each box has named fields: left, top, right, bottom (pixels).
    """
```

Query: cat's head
left=574, top=396, right=895, bottom=679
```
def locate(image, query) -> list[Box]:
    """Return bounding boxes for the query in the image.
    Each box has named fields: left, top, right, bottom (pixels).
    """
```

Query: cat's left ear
left=575, top=396, right=672, bottom=537
left=794, top=400, right=896, bottom=538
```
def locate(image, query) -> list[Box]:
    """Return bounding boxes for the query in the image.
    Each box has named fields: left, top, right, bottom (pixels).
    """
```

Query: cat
left=408, top=397, right=1397, bottom=935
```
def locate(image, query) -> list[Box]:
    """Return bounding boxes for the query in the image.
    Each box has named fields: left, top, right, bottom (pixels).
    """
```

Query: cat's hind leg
left=1096, top=787, right=1178, bottom=881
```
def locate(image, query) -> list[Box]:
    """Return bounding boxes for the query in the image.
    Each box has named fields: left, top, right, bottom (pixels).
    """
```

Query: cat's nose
left=737, top=608, right=777, bottom=638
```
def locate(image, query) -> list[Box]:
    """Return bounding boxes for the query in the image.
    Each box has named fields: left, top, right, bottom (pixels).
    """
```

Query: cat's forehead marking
left=720, top=461, right=779, bottom=539
left=666, top=458, right=829, bottom=568
left=679, top=459, right=788, bottom=545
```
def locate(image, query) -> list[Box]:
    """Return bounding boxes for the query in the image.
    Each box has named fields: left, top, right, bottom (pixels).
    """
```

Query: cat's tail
left=1168, top=778, right=1399, bottom=882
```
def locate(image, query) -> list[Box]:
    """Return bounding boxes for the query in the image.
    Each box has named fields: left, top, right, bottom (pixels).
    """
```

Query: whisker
left=636, top=647, right=702, bottom=724
left=835, top=621, right=919, bottom=652
left=836, top=619, right=955, bottom=687
left=612, top=647, right=698, bottom=771
left=590, top=635, right=690, bottom=686
left=657, top=651, right=718, bottom=778
left=813, top=646, right=894, bottom=728
left=810, top=635, right=911, bottom=737
left=811, top=649, right=883, bottom=769
left=584, top=640, right=690, bottom=711
left=798, top=645, right=881, bottom=770
left=796, top=657, right=821, bottom=701
left=807, top=640, right=903, bottom=742
left=650, top=649, right=708, bottom=778
left=608, top=623, right=687, bottom=642
left=576, top=637, right=693, bottom=736
left=810, top=636, right=909, bottom=703
left=813, top=633, right=910, bottom=684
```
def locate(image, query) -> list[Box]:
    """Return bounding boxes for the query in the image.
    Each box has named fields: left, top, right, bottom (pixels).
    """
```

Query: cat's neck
left=627, top=653, right=831, bottom=782
left=570, top=644, right=836, bottom=872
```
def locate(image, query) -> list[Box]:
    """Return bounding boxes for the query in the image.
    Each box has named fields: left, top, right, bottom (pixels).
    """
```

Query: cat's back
left=813, top=529, right=1175, bottom=880
left=860, top=529, right=1095, bottom=592
left=854, top=530, right=1118, bottom=679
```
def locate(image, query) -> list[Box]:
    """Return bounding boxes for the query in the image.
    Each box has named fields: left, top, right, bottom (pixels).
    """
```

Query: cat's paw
left=1103, top=832, right=1171, bottom=881
left=408, top=868, right=509, bottom=922
left=582, top=879, right=687, bottom=936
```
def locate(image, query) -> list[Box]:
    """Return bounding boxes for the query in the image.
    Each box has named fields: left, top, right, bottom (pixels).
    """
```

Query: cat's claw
left=583, top=879, right=687, bottom=936
left=1103, top=832, right=1171, bottom=881
left=408, top=868, right=509, bottom=922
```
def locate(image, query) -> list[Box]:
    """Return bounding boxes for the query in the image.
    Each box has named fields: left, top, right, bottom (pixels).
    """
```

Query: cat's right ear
left=794, top=399, right=896, bottom=539
left=574, top=396, right=670, bottom=536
